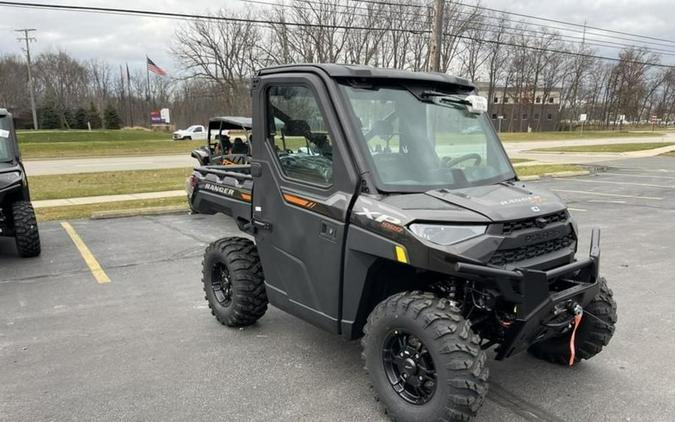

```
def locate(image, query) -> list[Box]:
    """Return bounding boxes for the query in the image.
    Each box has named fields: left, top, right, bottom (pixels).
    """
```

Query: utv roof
left=208, top=116, right=252, bottom=130
left=257, top=63, right=475, bottom=90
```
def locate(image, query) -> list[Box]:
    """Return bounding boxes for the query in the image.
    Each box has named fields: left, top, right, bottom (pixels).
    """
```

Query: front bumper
left=454, top=228, right=602, bottom=360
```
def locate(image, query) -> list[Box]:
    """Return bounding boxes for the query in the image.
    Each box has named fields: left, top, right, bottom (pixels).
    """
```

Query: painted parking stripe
left=601, top=172, right=675, bottom=180
left=568, top=207, right=588, bottom=212
left=552, top=189, right=663, bottom=201
left=554, top=178, right=672, bottom=189
left=61, top=222, right=111, bottom=284
left=589, top=199, right=627, bottom=204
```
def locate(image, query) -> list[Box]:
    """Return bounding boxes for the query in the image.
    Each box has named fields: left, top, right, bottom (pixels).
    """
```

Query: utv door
left=251, top=74, right=358, bottom=332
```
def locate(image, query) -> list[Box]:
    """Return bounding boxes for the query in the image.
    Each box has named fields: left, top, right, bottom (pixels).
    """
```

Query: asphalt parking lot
left=2, top=157, right=674, bottom=422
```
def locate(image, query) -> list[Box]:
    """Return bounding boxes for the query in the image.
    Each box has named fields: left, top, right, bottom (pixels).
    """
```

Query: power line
left=453, top=1, right=675, bottom=46
left=248, top=0, right=675, bottom=54
left=243, top=0, right=675, bottom=56
left=352, top=0, right=675, bottom=46
left=1, top=1, right=674, bottom=69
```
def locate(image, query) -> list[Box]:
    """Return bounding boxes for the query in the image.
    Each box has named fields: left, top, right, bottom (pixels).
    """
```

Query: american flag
left=146, top=57, right=167, bottom=77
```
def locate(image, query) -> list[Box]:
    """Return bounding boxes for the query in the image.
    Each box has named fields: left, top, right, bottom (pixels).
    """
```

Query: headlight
left=0, top=171, right=21, bottom=187
left=409, top=223, right=486, bottom=246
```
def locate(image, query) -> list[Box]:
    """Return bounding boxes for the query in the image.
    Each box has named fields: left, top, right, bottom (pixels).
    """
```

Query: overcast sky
left=1, top=0, right=674, bottom=75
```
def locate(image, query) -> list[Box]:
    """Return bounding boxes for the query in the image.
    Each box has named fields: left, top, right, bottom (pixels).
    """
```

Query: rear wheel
left=202, top=237, right=267, bottom=327
left=12, top=201, right=41, bottom=258
left=362, top=291, right=488, bottom=422
left=528, top=277, right=617, bottom=365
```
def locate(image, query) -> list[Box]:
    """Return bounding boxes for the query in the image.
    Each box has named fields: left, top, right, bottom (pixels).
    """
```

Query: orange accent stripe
left=240, top=193, right=252, bottom=202
left=283, top=193, right=312, bottom=208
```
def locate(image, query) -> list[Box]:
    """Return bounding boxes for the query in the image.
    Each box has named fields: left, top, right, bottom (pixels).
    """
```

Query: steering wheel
left=442, top=153, right=482, bottom=168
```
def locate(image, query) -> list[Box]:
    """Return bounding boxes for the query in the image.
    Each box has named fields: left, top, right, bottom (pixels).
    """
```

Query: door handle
left=320, top=221, right=337, bottom=240
left=252, top=218, right=273, bottom=231
left=251, top=162, right=263, bottom=177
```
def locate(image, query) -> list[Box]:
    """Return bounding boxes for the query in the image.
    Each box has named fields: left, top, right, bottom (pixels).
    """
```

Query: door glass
left=267, top=85, right=334, bottom=186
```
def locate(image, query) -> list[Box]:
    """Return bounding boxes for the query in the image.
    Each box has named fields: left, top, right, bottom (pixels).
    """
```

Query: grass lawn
left=533, top=142, right=675, bottom=153
left=510, top=158, right=532, bottom=164
left=17, top=129, right=172, bottom=143
left=515, top=164, right=585, bottom=177
left=20, top=139, right=203, bottom=160
left=500, top=131, right=665, bottom=142
left=661, top=151, right=675, bottom=157
left=36, top=197, right=187, bottom=222
left=29, top=168, right=192, bottom=200
left=15, top=129, right=205, bottom=159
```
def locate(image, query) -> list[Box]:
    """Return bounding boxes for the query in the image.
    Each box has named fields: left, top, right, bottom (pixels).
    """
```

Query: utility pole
left=16, top=28, right=39, bottom=130
left=429, top=0, right=445, bottom=72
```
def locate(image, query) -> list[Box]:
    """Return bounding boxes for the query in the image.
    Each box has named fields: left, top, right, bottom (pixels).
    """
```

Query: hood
left=425, top=182, right=566, bottom=222
left=378, top=193, right=490, bottom=224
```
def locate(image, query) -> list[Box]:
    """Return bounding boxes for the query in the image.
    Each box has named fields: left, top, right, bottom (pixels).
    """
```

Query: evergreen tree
left=39, top=101, right=60, bottom=129
left=103, top=105, right=122, bottom=129
left=63, top=109, right=76, bottom=129
left=74, top=107, right=88, bottom=129
left=87, top=103, right=102, bottom=129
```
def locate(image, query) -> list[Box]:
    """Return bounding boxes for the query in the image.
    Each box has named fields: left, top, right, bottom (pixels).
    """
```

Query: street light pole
left=16, top=28, right=39, bottom=130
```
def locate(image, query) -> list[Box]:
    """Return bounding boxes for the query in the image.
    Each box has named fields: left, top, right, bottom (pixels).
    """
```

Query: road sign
left=650, top=115, right=658, bottom=123
left=618, top=114, right=625, bottom=122
left=579, top=114, right=587, bottom=122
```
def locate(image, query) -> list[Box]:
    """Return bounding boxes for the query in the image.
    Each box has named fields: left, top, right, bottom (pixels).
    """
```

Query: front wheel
left=12, top=201, right=41, bottom=258
left=528, top=277, right=617, bottom=365
left=201, top=237, right=268, bottom=327
left=362, top=291, right=489, bottom=422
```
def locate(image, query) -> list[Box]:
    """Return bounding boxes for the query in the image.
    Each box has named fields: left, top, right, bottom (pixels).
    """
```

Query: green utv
left=0, top=109, right=40, bottom=258
left=189, top=65, right=617, bottom=421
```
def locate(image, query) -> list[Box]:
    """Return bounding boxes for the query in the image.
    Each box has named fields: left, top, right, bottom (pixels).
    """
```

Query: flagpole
left=145, top=55, right=151, bottom=126
left=126, top=63, right=134, bottom=127
left=119, top=65, right=126, bottom=127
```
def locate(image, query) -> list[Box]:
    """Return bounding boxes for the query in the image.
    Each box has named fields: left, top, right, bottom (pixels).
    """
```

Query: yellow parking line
left=61, top=222, right=111, bottom=284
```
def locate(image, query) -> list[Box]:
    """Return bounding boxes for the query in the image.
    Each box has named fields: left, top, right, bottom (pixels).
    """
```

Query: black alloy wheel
left=211, top=263, right=233, bottom=306
left=382, top=329, right=437, bottom=405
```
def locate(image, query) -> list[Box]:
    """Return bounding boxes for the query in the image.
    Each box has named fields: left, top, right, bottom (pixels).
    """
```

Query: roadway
left=22, top=133, right=675, bottom=175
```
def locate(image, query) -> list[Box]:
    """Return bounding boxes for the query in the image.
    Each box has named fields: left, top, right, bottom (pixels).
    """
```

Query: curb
left=32, top=190, right=186, bottom=209
left=90, top=205, right=188, bottom=220
left=519, top=170, right=591, bottom=181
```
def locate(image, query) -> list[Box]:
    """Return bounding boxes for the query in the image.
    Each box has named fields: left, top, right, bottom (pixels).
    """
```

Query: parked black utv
left=0, top=109, right=40, bottom=257
left=194, top=65, right=617, bottom=422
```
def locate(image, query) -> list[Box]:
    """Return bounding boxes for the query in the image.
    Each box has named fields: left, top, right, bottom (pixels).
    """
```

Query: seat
left=231, top=138, right=249, bottom=155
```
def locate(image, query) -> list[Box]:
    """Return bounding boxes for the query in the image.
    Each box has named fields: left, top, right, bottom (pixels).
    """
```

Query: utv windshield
left=0, top=117, right=14, bottom=162
left=339, top=83, right=515, bottom=192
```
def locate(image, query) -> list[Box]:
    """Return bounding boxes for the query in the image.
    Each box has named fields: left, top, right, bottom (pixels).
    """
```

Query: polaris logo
left=524, top=228, right=563, bottom=243
left=535, top=217, right=548, bottom=228
left=204, top=183, right=235, bottom=197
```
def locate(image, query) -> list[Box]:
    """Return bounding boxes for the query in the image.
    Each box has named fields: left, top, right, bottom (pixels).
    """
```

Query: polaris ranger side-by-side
left=190, top=65, right=617, bottom=422
left=0, top=109, right=41, bottom=257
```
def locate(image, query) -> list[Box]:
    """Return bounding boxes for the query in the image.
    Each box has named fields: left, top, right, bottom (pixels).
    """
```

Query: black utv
left=0, top=109, right=40, bottom=257
left=193, top=65, right=617, bottom=422
left=190, top=116, right=253, bottom=167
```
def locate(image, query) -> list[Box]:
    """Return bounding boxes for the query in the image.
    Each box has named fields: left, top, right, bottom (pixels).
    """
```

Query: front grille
left=502, top=211, right=568, bottom=235
left=489, top=234, right=575, bottom=266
